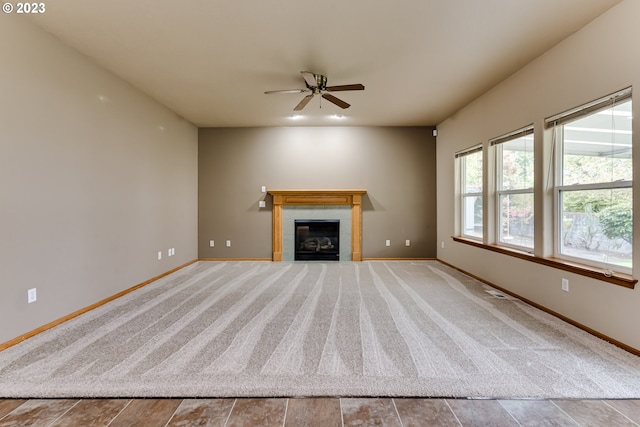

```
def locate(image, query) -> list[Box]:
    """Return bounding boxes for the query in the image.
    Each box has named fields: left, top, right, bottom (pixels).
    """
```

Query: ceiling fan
left=264, top=71, right=365, bottom=111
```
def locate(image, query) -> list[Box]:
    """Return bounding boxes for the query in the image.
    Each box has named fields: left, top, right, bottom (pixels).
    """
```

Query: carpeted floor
left=0, top=260, right=639, bottom=398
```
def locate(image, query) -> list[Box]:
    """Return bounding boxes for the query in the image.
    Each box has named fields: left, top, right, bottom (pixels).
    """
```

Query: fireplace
left=295, top=220, right=340, bottom=261
left=267, top=189, right=366, bottom=262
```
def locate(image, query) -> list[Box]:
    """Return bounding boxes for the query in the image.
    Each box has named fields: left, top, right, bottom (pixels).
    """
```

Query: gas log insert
left=295, top=220, right=340, bottom=261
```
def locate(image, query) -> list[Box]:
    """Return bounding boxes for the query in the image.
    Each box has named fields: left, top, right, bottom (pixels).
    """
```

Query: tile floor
left=1, top=397, right=639, bottom=426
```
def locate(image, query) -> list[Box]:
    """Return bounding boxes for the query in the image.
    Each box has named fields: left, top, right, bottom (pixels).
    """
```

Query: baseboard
left=362, top=258, right=437, bottom=261
left=0, top=259, right=198, bottom=353
left=436, top=259, right=640, bottom=358
left=199, top=258, right=273, bottom=261
left=199, top=257, right=437, bottom=262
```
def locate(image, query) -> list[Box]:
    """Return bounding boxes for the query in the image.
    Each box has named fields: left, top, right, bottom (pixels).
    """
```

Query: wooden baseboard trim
left=0, top=259, right=198, bottom=353
left=199, top=258, right=437, bottom=262
left=362, top=258, right=437, bottom=261
left=198, top=258, right=273, bottom=261
left=437, top=259, right=640, bottom=358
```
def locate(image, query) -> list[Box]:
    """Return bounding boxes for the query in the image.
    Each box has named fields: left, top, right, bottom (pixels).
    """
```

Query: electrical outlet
left=562, top=278, right=569, bottom=292
left=27, top=288, right=37, bottom=303
left=157, top=251, right=162, bottom=260
left=261, top=186, right=266, bottom=193
left=441, top=241, right=445, bottom=248
left=209, top=240, right=215, bottom=247
left=226, top=240, right=231, bottom=247
left=385, top=240, right=390, bottom=247
left=405, top=239, right=411, bottom=246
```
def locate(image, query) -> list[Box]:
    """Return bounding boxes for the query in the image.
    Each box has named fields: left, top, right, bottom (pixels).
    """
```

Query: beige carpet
left=0, top=260, right=639, bottom=398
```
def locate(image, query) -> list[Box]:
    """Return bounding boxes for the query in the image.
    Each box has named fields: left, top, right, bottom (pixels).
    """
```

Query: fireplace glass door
left=294, top=220, right=340, bottom=261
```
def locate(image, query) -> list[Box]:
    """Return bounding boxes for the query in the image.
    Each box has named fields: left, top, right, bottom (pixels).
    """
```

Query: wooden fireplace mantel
left=268, top=189, right=367, bottom=261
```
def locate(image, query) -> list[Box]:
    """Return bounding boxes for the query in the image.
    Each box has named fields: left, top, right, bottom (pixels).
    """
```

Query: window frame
left=547, top=88, right=633, bottom=275
left=492, top=126, right=535, bottom=252
left=456, top=145, right=483, bottom=241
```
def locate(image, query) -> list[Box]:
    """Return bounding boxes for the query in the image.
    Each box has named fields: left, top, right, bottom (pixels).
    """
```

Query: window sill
left=451, top=236, right=636, bottom=289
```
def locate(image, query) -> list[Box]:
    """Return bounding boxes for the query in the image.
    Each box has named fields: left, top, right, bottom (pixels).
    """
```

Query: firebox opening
left=295, top=220, right=340, bottom=261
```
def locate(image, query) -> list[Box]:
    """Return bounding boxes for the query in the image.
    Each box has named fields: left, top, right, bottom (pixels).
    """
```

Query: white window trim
left=548, top=89, right=632, bottom=275
left=457, top=145, right=483, bottom=241
left=492, top=126, right=534, bottom=252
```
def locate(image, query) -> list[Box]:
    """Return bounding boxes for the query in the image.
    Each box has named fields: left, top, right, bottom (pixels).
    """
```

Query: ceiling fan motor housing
left=312, top=74, right=327, bottom=90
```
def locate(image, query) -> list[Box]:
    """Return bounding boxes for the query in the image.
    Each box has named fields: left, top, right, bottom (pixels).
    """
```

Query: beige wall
left=198, top=127, right=436, bottom=259
left=436, top=0, right=640, bottom=351
left=5, top=0, right=634, bottom=354
left=0, top=18, right=198, bottom=343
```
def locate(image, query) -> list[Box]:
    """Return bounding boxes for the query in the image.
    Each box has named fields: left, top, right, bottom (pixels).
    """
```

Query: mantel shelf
left=267, top=189, right=367, bottom=206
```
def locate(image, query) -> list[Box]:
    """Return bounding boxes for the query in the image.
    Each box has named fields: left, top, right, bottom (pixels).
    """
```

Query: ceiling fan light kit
left=265, top=71, right=365, bottom=111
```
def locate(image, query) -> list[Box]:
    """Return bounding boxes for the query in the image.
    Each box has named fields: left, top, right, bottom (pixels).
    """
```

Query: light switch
left=28, top=288, right=37, bottom=303
left=259, top=200, right=266, bottom=208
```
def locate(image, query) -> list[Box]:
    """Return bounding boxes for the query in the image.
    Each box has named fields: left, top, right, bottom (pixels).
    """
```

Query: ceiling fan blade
left=322, top=93, right=350, bottom=109
left=264, top=89, right=309, bottom=94
left=325, top=84, right=365, bottom=92
left=301, top=71, right=318, bottom=88
left=294, top=94, right=314, bottom=111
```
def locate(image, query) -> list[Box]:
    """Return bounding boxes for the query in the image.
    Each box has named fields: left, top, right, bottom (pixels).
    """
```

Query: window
left=547, top=88, right=632, bottom=273
left=492, top=126, right=534, bottom=250
left=457, top=146, right=483, bottom=239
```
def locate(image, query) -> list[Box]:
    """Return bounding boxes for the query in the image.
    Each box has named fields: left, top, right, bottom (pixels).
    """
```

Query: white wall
left=437, top=0, right=640, bottom=351
left=0, top=17, right=198, bottom=343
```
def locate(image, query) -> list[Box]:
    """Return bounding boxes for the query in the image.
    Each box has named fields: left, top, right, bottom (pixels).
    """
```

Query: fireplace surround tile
left=283, top=206, right=352, bottom=261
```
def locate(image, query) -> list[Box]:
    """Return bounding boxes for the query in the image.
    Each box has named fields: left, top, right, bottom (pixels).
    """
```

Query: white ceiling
left=30, top=0, right=621, bottom=128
